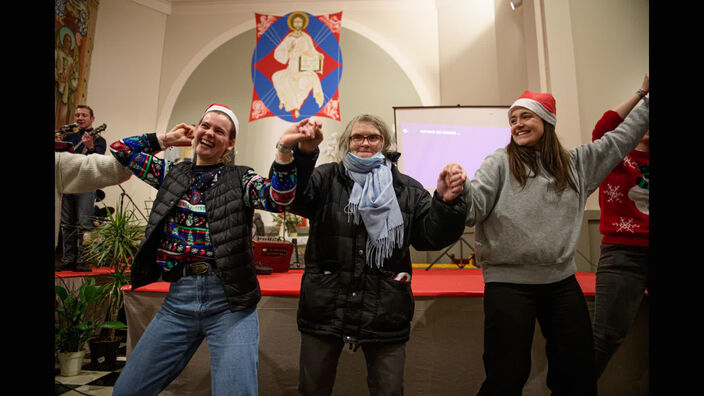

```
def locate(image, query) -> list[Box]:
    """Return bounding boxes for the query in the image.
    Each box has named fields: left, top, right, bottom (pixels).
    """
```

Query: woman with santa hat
left=109, top=103, right=322, bottom=396
left=459, top=89, right=649, bottom=395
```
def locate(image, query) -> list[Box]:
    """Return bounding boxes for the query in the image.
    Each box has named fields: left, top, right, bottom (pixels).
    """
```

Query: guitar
left=55, top=123, right=107, bottom=153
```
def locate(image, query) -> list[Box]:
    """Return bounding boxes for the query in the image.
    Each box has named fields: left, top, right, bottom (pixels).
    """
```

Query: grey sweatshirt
left=462, top=102, right=649, bottom=284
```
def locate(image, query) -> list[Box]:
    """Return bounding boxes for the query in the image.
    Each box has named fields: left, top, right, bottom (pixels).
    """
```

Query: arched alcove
left=167, top=26, right=422, bottom=175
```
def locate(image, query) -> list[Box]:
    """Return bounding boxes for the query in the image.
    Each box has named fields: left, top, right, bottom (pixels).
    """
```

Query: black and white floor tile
left=54, top=344, right=126, bottom=395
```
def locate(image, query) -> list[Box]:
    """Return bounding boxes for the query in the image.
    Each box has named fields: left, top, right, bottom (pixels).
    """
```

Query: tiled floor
left=54, top=344, right=126, bottom=395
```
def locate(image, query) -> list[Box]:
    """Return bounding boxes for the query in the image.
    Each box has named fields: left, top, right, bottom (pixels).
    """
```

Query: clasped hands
left=437, top=163, right=466, bottom=202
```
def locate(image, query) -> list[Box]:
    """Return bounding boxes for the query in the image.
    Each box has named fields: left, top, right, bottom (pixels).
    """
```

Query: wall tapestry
left=54, top=0, right=100, bottom=129
left=250, top=11, right=342, bottom=123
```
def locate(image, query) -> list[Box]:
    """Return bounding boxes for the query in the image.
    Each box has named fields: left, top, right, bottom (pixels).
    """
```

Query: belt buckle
left=189, top=261, right=209, bottom=275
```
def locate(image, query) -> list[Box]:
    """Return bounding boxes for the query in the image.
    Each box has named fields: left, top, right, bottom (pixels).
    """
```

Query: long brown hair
left=506, top=122, right=578, bottom=192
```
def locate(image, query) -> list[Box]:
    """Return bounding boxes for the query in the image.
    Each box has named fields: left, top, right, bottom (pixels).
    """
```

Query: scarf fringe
left=366, top=224, right=404, bottom=269
left=344, top=202, right=361, bottom=224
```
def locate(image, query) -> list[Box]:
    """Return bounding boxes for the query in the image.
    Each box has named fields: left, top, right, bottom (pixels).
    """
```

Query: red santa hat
left=508, top=90, right=557, bottom=126
left=204, top=103, right=239, bottom=136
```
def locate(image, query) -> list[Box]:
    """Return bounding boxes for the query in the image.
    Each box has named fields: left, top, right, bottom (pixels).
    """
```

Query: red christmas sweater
left=592, top=110, right=649, bottom=247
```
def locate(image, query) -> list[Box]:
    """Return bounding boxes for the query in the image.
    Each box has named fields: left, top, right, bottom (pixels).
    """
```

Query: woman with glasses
left=286, top=114, right=467, bottom=395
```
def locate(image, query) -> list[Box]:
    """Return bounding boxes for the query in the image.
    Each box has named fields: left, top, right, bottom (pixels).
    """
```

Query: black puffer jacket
left=130, top=162, right=260, bottom=311
left=291, top=149, right=466, bottom=345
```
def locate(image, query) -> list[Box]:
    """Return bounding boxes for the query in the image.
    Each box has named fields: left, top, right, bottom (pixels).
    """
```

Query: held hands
left=159, top=123, right=195, bottom=149
left=279, top=118, right=324, bottom=154
left=436, top=163, right=466, bottom=202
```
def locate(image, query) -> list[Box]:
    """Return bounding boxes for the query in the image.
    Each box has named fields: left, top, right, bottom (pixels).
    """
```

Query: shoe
left=76, top=265, right=93, bottom=272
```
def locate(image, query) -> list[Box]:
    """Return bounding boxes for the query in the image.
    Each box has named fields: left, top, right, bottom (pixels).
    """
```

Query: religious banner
left=54, top=0, right=100, bottom=129
left=250, top=11, right=343, bottom=123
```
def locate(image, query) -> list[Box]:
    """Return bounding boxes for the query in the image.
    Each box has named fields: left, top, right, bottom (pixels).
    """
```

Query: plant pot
left=58, top=350, right=86, bottom=377
left=89, top=338, right=121, bottom=371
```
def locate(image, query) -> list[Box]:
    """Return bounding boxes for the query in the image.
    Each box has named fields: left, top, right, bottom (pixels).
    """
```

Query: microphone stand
left=117, top=184, right=149, bottom=223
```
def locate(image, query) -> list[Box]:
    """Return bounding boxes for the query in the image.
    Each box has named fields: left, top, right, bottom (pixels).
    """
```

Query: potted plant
left=55, top=278, right=125, bottom=376
left=81, top=193, right=144, bottom=370
left=271, top=211, right=305, bottom=237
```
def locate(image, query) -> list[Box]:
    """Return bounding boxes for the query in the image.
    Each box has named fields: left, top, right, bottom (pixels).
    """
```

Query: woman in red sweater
left=591, top=74, right=649, bottom=379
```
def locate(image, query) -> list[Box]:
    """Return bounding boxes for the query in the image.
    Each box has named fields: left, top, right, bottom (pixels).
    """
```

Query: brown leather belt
left=183, top=261, right=214, bottom=276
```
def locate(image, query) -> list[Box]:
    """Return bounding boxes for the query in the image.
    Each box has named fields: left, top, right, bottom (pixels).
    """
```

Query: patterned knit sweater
left=111, top=133, right=297, bottom=270
left=592, top=110, right=649, bottom=247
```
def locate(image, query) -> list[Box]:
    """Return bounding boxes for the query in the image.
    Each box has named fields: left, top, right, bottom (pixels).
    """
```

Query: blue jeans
left=592, top=243, right=649, bottom=378
left=60, top=191, right=96, bottom=266
left=113, top=274, right=259, bottom=396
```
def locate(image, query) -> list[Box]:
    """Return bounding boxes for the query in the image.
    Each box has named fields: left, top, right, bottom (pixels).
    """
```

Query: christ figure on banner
left=272, top=12, right=325, bottom=119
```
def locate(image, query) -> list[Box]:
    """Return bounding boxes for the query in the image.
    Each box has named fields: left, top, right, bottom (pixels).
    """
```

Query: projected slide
left=395, top=107, right=511, bottom=190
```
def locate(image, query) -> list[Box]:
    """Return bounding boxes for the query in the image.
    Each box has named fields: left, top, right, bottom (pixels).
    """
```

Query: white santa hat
left=508, top=90, right=557, bottom=126
left=204, top=103, right=240, bottom=136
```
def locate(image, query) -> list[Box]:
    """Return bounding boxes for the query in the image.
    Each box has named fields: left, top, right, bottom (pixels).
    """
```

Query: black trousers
left=298, top=332, right=406, bottom=396
left=478, top=275, right=597, bottom=396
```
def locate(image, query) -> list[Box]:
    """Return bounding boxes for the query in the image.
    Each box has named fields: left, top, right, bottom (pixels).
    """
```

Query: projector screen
left=394, top=106, right=512, bottom=190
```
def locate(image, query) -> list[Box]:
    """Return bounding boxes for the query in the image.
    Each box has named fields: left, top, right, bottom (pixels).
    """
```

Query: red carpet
left=114, top=269, right=596, bottom=297
left=54, top=266, right=128, bottom=278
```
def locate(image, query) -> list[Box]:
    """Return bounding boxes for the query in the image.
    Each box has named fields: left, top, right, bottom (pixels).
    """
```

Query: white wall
left=568, top=0, right=649, bottom=209
left=86, top=0, right=168, bottom=217
left=436, top=0, right=528, bottom=106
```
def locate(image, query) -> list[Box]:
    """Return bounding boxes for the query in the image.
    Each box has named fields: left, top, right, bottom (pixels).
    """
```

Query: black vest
left=130, top=162, right=260, bottom=311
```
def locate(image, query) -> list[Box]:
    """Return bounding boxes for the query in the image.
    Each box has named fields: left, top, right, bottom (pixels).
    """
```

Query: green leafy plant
left=81, top=195, right=144, bottom=340
left=271, top=211, right=305, bottom=237
left=55, top=278, right=125, bottom=353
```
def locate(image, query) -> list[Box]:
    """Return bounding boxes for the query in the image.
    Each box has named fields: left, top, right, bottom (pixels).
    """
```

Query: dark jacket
left=291, top=149, right=466, bottom=345
left=130, top=162, right=260, bottom=311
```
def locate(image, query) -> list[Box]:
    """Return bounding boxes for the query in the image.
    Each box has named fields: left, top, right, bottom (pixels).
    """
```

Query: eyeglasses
left=350, top=134, right=383, bottom=144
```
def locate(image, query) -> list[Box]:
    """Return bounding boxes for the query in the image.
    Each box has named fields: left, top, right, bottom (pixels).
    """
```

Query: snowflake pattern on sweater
left=592, top=110, right=649, bottom=246
left=110, top=133, right=297, bottom=270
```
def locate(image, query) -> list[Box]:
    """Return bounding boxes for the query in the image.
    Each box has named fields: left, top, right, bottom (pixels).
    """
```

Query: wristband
left=276, top=141, right=295, bottom=153
left=636, top=89, right=646, bottom=99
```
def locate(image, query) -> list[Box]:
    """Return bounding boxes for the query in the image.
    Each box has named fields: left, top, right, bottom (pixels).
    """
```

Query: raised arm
left=436, top=162, right=467, bottom=202
left=245, top=118, right=324, bottom=212
left=407, top=163, right=468, bottom=251
left=593, top=74, right=649, bottom=141
left=613, top=73, right=649, bottom=119
left=55, top=152, right=132, bottom=195
left=109, top=123, right=194, bottom=189
left=577, top=101, right=649, bottom=195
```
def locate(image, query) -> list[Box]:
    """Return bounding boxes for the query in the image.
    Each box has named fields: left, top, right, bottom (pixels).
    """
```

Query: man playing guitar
left=58, top=105, right=106, bottom=154
left=56, top=105, right=107, bottom=271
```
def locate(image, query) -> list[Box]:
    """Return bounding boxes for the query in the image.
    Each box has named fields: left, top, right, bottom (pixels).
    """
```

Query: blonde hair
left=336, top=114, right=395, bottom=161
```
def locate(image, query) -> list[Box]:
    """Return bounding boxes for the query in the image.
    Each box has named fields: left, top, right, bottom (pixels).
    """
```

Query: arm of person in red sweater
left=592, top=73, right=649, bottom=141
